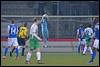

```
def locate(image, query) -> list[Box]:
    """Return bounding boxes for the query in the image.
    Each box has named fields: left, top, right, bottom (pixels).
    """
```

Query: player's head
left=24, top=23, right=27, bottom=27
left=33, top=17, right=40, bottom=24
left=11, top=19, right=15, bottom=24
left=79, top=24, right=83, bottom=28
left=87, top=24, right=92, bottom=27
left=42, top=14, right=48, bottom=20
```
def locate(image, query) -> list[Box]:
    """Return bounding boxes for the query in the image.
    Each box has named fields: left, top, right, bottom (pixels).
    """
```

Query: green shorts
left=29, top=35, right=40, bottom=49
left=85, top=36, right=91, bottom=47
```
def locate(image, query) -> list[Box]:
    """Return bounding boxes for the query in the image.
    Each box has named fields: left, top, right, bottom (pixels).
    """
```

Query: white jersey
left=84, top=27, right=93, bottom=37
left=30, top=23, right=38, bottom=35
left=29, top=23, right=41, bottom=41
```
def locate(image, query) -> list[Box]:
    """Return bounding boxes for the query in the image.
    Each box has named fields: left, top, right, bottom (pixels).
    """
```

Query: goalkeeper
left=40, top=14, right=49, bottom=48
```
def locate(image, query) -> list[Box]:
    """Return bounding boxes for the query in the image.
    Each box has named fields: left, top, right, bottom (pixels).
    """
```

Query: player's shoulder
left=31, top=23, right=37, bottom=28
left=84, top=27, right=88, bottom=30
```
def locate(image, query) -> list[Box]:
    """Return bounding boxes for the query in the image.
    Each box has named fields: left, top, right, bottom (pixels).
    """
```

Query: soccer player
left=17, top=22, right=28, bottom=56
left=83, top=24, right=93, bottom=55
left=2, top=19, right=19, bottom=59
left=77, top=24, right=85, bottom=53
left=26, top=18, right=42, bottom=64
left=88, top=23, right=99, bottom=64
left=40, top=14, right=49, bottom=48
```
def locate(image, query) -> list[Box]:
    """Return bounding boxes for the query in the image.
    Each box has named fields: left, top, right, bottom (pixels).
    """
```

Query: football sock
left=36, top=52, right=41, bottom=60
left=26, top=52, right=31, bottom=61
left=15, top=48, right=18, bottom=57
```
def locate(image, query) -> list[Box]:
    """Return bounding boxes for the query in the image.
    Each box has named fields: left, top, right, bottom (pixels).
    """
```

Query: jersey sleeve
left=77, top=29, right=79, bottom=35
left=8, top=25, right=10, bottom=34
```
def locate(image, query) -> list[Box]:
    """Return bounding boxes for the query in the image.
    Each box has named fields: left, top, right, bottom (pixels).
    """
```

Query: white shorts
left=8, top=38, right=18, bottom=46
left=93, top=39, right=99, bottom=49
left=82, top=39, right=86, bottom=45
left=78, top=38, right=85, bottom=45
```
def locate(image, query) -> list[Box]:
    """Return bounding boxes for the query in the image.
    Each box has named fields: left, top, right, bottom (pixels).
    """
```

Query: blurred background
left=1, top=1, right=99, bottom=39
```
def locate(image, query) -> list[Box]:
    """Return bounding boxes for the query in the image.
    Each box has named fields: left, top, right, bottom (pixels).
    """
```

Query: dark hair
left=88, top=24, right=91, bottom=27
left=79, top=24, right=83, bottom=28
left=33, top=17, right=39, bottom=22
left=11, top=19, right=15, bottom=24
left=24, top=23, right=27, bottom=27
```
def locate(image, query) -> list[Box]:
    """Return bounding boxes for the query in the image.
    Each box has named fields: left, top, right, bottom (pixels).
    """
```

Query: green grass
left=1, top=52, right=99, bottom=66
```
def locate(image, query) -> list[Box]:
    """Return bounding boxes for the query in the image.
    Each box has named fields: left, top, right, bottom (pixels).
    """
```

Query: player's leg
left=44, top=32, right=49, bottom=48
left=26, top=36, right=33, bottom=64
left=2, top=38, right=12, bottom=59
left=43, top=37, right=48, bottom=48
left=21, top=38, right=26, bottom=56
left=36, top=48, right=42, bottom=64
left=88, top=39, right=99, bottom=64
left=13, top=38, right=19, bottom=59
left=42, top=31, right=47, bottom=48
left=10, top=45, right=14, bottom=57
left=83, top=38, right=88, bottom=55
left=17, top=37, right=22, bottom=56
left=81, top=39, right=85, bottom=53
left=83, top=36, right=91, bottom=55
left=77, top=38, right=81, bottom=53
left=80, top=40, right=84, bottom=53
left=34, top=37, right=42, bottom=64
left=26, top=49, right=32, bottom=64
left=88, top=39, right=93, bottom=55
left=2, top=46, right=9, bottom=59
left=24, top=39, right=29, bottom=56
left=89, top=46, right=93, bottom=54
left=83, top=45, right=87, bottom=55
left=10, top=47, right=15, bottom=56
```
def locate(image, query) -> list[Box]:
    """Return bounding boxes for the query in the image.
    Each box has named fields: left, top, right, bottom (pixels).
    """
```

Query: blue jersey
left=94, top=25, right=99, bottom=39
left=8, top=24, right=18, bottom=38
left=41, top=18, right=48, bottom=32
left=77, top=27, right=84, bottom=39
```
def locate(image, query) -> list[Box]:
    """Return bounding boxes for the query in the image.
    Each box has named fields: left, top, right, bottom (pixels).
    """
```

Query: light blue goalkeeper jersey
left=41, top=18, right=48, bottom=38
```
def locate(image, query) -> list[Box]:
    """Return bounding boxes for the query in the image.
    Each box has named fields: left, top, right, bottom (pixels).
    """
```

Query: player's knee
left=15, top=46, right=18, bottom=48
left=36, top=48, right=40, bottom=52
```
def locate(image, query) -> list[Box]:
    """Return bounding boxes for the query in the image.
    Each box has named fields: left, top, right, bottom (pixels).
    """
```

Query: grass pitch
left=1, top=52, right=99, bottom=66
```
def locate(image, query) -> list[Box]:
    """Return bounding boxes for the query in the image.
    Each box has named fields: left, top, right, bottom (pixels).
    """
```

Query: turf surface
left=1, top=52, right=99, bottom=66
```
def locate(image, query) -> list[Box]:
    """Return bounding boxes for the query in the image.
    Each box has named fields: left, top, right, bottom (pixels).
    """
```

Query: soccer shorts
left=85, top=36, right=91, bottom=47
left=8, top=38, right=18, bottom=46
left=93, top=39, right=99, bottom=49
left=29, top=35, right=40, bottom=49
left=78, top=38, right=85, bottom=45
left=17, top=37, right=26, bottom=46
left=82, top=39, right=86, bottom=45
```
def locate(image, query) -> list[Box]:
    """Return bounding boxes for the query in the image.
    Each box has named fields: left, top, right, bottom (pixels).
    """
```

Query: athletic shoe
left=88, top=59, right=93, bottom=64
left=26, top=61, right=30, bottom=64
left=2, top=56, right=6, bottom=59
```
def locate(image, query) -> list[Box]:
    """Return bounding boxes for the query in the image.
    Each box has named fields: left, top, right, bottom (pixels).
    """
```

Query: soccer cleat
left=21, top=54, right=25, bottom=56
left=88, top=59, right=93, bottom=64
left=37, top=60, right=43, bottom=64
left=10, top=52, right=12, bottom=57
left=26, top=61, right=30, bottom=64
left=2, top=56, right=6, bottom=59
left=82, top=53, right=86, bottom=55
